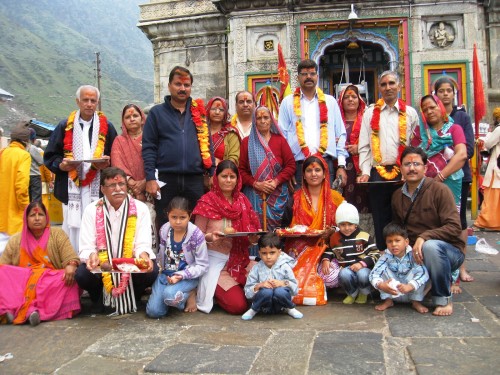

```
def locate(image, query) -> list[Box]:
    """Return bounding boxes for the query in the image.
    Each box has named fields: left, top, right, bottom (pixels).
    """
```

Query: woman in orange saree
left=0, top=201, right=80, bottom=325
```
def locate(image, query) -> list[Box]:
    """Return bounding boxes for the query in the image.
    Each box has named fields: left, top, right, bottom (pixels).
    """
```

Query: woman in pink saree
left=0, top=201, right=81, bottom=326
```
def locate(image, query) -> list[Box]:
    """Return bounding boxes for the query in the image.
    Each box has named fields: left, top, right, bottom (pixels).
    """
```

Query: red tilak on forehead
left=213, top=101, right=223, bottom=108
left=32, top=207, right=41, bottom=214
left=113, top=176, right=123, bottom=181
left=127, top=108, right=135, bottom=116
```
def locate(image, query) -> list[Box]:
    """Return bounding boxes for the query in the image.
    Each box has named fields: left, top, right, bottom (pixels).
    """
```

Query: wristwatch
left=284, top=280, right=290, bottom=286
left=337, top=165, right=345, bottom=169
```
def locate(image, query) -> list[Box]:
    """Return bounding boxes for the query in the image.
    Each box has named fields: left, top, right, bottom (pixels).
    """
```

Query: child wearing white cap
left=319, top=202, right=380, bottom=304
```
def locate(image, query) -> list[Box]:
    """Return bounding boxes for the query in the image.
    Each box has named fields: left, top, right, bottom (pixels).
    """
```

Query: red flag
left=473, top=43, right=486, bottom=136
left=277, top=44, right=291, bottom=102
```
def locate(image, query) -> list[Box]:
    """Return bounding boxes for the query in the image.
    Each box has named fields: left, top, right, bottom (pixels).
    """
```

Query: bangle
left=437, top=172, right=445, bottom=182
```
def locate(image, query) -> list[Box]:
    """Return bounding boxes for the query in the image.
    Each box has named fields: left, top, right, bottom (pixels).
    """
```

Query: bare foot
left=184, top=290, right=197, bottom=313
left=451, top=283, right=462, bottom=294
left=375, top=299, right=394, bottom=311
left=459, top=269, right=474, bottom=282
left=433, top=303, right=453, bottom=316
left=411, top=301, right=428, bottom=314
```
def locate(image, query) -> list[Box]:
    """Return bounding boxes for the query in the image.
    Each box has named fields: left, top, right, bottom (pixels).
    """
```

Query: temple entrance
left=316, top=37, right=399, bottom=105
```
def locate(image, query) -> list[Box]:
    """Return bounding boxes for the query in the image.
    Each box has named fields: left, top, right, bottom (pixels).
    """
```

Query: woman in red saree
left=0, top=201, right=80, bottom=326
left=194, top=160, right=261, bottom=314
left=282, top=155, right=344, bottom=304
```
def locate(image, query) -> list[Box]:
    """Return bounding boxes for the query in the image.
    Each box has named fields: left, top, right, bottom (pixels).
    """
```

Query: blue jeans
left=146, top=273, right=199, bottom=318
left=422, top=240, right=464, bottom=306
left=251, top=287, right=294, bottom=314
left=339, top=267, right=372, bottom=297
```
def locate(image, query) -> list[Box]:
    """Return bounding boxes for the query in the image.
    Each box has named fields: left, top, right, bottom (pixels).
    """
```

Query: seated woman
left=0, top=201, right=80, bottom=326
left=282, top=155, right=344, bottom=304
left=193, top=160, right=261, bottom=314
left=239, top=105, right=296, bottom=230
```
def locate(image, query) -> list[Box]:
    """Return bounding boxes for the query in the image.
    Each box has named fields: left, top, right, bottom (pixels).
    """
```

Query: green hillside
left=0, top=0, right=154, bottom=132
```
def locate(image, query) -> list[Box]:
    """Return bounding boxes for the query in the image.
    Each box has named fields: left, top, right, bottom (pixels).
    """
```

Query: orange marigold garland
left=293, top=87, right=328, bottom=158
left=63, top=110, right=108, bottom=186
left=191, top=98, right=213, bottom=170
left=370, top=98, right=407, bottom=180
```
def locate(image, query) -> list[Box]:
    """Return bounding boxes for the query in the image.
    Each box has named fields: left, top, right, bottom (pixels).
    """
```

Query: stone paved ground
left=1, top=231, right=499, bottom=375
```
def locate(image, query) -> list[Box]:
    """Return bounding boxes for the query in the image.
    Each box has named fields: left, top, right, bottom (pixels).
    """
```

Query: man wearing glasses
left=391, top=146, right=464, bottom=316
left=357, top=71, right=419, bottom=250
left=76, top=167, right=158, bottom=315
left=278, top=59, right=348, bottom=189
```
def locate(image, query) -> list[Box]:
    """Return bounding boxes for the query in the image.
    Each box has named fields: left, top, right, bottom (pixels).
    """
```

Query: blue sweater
left=142, top=96, right=213, bottom=180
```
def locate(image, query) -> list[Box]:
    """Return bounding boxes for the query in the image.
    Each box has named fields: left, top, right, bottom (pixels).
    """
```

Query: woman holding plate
left=193, top=160, right=261, bottom=314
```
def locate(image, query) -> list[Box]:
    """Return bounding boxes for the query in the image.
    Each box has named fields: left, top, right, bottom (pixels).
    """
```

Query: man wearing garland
left=357, top=71, right=419, bottom=250
left=143, top=66, right=214, bottom=228
left=44, top=85, right=117, bottom=252
left=278, top=59, right=348, bottom=189
left=231, top=90, right=256, bottom=139
left=76, top=167, right=158, bottom=315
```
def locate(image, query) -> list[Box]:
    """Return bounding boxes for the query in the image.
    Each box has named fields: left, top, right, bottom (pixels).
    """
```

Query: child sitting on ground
left=242, top=233, right=303, bottom=320
left=369, top=223, right=429, bottom=314
left=319, top=202, right=380, bottom=304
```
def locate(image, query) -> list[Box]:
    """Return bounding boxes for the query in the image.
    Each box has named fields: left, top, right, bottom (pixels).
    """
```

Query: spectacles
left=402, top=162, right=424, bottom=168
left=210, top=108, right=225, bottom=113
left=104, top=182, right=126, bottom=189
left=299, top=72, right=318, bottom=78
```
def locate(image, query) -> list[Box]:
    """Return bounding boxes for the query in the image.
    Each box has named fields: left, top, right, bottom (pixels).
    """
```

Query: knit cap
left=335, top=202, right=359, bottom=225
left=10, top=121, right=31, bottom=142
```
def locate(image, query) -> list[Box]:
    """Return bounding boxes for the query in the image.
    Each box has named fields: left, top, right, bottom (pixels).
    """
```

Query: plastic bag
left=475, top=238, right=499, bottom=255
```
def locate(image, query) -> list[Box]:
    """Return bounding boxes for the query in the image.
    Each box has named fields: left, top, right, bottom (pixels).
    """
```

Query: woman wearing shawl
left=111, top=104, right=157, bottom=249
left=410, top=95, right=467, bottom=207
left=206, top=96, right=241, bottom=166
left=337, top=85, right=372, bottom=233
left=193, top=160, right=261, bottom=314
left=282, top=155, right=344, bottom=304
left=239, top=105, right=295, bottom=230
left=0, top=201, right=80, bottom=326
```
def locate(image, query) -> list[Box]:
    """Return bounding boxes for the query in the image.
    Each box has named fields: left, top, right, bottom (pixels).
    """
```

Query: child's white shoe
left=241, top=309, right=257, bottom=320
left=285, top=308, right=303, bottom=319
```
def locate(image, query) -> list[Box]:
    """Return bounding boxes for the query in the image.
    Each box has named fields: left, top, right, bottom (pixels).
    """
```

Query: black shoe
left=90, top=300, right=105, bottom=314
left=29, top=311, right=40, bottom=326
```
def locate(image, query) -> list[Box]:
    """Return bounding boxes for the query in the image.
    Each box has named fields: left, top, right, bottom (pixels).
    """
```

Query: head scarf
left=20, top=202, right=51, bottom=259
left=193, top=162, right=260, bottom=285
left=338, top=85, right=366, bottom=173
left=205, top=97, right=239, bottom=160
left=110, top=104, right=146, bottom=181
left=291, top=155, right=343, bottom=230
left=418, top=95, right=454, bottom=157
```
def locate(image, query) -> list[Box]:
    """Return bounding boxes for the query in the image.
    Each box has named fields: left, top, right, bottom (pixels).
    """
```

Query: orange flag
left=473, top=43, right=486, bottom=136
left=277, top=44, right=291, bottom=102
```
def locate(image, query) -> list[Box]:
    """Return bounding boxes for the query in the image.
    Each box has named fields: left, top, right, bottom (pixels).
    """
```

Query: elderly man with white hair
left=44, top=85, right=117, bottom=251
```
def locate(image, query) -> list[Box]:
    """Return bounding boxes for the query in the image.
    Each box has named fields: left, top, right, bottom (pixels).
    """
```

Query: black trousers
left=155, top=173, right=204, bottom=228
left=75, top=262, right=159, bottom=302
left=29, top=175, right=42, bottom=202
left=367, top=167, right=401, bottom=250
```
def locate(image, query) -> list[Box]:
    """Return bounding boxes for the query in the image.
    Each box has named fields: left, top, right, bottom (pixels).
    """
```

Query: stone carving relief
left=429, top=22, right=455, bottom=47
left=140, top=0, right=217, bottom=21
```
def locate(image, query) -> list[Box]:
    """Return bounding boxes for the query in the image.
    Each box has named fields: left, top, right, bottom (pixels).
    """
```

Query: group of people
left=0, top=59, right=497, bottom=326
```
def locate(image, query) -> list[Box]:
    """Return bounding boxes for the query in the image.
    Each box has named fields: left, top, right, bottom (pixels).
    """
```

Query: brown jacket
left=391, top=178, right=465, bottom=253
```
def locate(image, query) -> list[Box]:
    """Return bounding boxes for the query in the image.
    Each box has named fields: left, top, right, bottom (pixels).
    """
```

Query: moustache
left=111, top=191, right=126, bottom=196
left=305, top=79, right=314, bottom=84
left=178, top=90, right=187, bottom=95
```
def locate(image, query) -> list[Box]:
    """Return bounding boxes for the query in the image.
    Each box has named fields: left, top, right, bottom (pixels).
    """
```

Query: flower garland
left=96, top=197, right=137, bottom=296
left=230, top=114, right=238, bottom=129
left=63, top=110, right=108, bottom=186
left=370, top=98, right=407, bottom=180
left=293, top=87, right=328, bottom=158
left=191, top=99, right=213, bottom=170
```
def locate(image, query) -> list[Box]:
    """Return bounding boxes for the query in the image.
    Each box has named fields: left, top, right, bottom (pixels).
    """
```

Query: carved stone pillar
left=138, top=1, right=227, bottom=103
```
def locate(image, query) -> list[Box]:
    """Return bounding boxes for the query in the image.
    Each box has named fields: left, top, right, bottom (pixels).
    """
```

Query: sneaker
left=241, top=309, right=257, bottom=321
left=29, top=311, right=40, bottom=326
left=285, top=308, right=303, bottom=319
left=343, top=295, right=356, bottom=304
left=355, top=294, right=368, bottom=304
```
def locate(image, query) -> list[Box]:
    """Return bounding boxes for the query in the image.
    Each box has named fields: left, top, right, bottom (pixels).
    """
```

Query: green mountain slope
left=0, top=0, right=153, bottom=131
